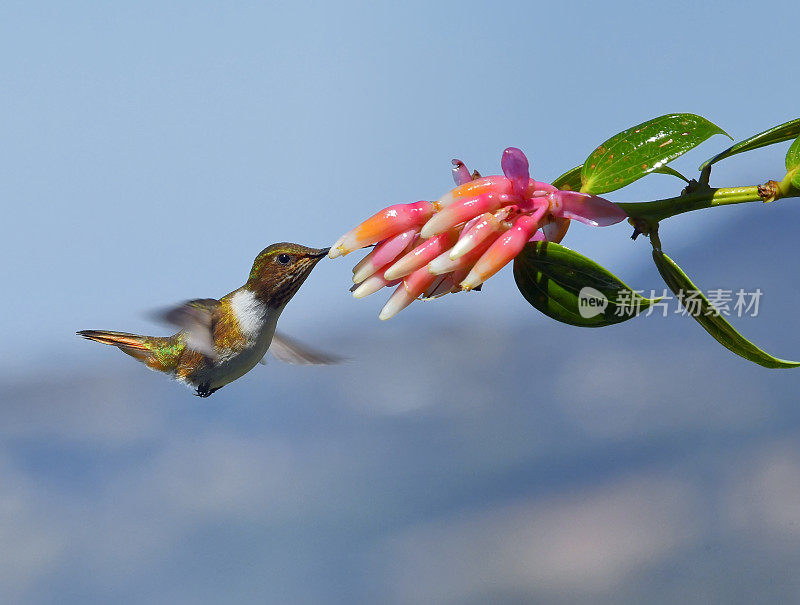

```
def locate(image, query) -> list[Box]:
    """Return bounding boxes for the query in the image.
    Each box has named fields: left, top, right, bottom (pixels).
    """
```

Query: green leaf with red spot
left=555, top=161, right=690, bottom=192
left=513, top=242, right=658, bottom=327
left=551, top=166, right=582, bottom=191
left=652, top=250, right=800, bottom=369
left=580, top=114, right=729, bottom=195
left=700, top=117, right=800, bottom=171
left=786, top=135, right=800, bottom=188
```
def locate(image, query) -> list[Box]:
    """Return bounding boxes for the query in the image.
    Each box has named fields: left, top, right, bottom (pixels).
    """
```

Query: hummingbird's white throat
left=230, top=289, right=268, bottom=340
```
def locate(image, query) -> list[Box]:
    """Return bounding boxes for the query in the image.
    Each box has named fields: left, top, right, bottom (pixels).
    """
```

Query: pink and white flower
left=330, top=148, right=628, bottom=319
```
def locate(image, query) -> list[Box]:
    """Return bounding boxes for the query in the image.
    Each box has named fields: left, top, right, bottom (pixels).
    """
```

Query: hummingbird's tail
left=77, top=330, right=180, bottom=372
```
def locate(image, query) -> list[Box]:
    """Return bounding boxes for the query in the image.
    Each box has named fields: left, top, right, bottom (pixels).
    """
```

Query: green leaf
left=513, top=242, right=659, bottom=327
left=786, top=135, right=800, bottom=187
left=581, top=113, right=729, bottom=195
left=654, top=165, right=691, bottom=183
left=553, top=160, right=689, bottom=193
left=551, top=165, right=582, bottom=191
left=699, top=117, right=800, bottom=171
left=652, top=250, right=800, bottom=369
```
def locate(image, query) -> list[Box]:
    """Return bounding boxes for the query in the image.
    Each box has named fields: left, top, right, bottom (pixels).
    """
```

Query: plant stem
left=616, top=185, right=766, bottom=223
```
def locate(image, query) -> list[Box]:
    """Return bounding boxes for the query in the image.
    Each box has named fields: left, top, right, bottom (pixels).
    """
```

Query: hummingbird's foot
left=195, top=382, right=220, bottom=398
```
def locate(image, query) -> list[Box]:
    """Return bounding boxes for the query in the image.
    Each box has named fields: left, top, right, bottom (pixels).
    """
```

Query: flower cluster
left=329, top=148, right=627, bottom=319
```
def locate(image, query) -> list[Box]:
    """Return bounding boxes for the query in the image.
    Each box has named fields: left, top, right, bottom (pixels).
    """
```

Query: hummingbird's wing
left=261, top=332, right=343, bottom=366
left=156, top=298, right=221, bottom=361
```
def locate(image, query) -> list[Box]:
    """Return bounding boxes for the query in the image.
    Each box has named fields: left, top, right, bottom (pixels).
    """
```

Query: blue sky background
left=1, top=1, right=799, bottom=603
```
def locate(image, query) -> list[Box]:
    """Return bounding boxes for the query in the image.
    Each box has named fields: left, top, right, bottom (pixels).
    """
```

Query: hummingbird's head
left=246, top=243, right=329, bottom=308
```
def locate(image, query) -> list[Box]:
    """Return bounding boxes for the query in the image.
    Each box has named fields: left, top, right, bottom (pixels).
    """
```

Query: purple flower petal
left=451, top=159, right=473, bottom=186
left=501, top=147, right=530, bottom=194
left=553, top=191, right=628, bottom=227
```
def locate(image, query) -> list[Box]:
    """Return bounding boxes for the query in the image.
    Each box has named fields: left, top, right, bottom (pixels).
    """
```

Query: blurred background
left=2, top=1, right=800, bottom=603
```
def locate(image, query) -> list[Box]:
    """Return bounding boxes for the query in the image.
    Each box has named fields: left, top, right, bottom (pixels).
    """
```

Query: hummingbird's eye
left=276, top=253, right=291, bottom=265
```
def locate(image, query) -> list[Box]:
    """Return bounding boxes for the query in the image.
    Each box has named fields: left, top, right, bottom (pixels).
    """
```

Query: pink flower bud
left=379, top=267, right=439, bottom=320
left=434, top=175, right=513, bottom=208
left=461, top=213, right=543, bottom=290
left=448, top=209, right=510, bottom=260
left=330, top=201, right=433, bottom=258
left=352, top=229, right=417, bottom=284
left=530, top=180, right=558, bottom=194
left=383, top=230, right=458, bottom=281
left=420, top=193, right=515, bottom=238
left=351, top=273, right=402, bottom=298
left=428, top=229, right=503, bottom=275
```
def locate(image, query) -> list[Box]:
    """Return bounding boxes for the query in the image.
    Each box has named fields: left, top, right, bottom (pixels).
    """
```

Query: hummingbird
left=78, top=243, right=336, bottom=397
